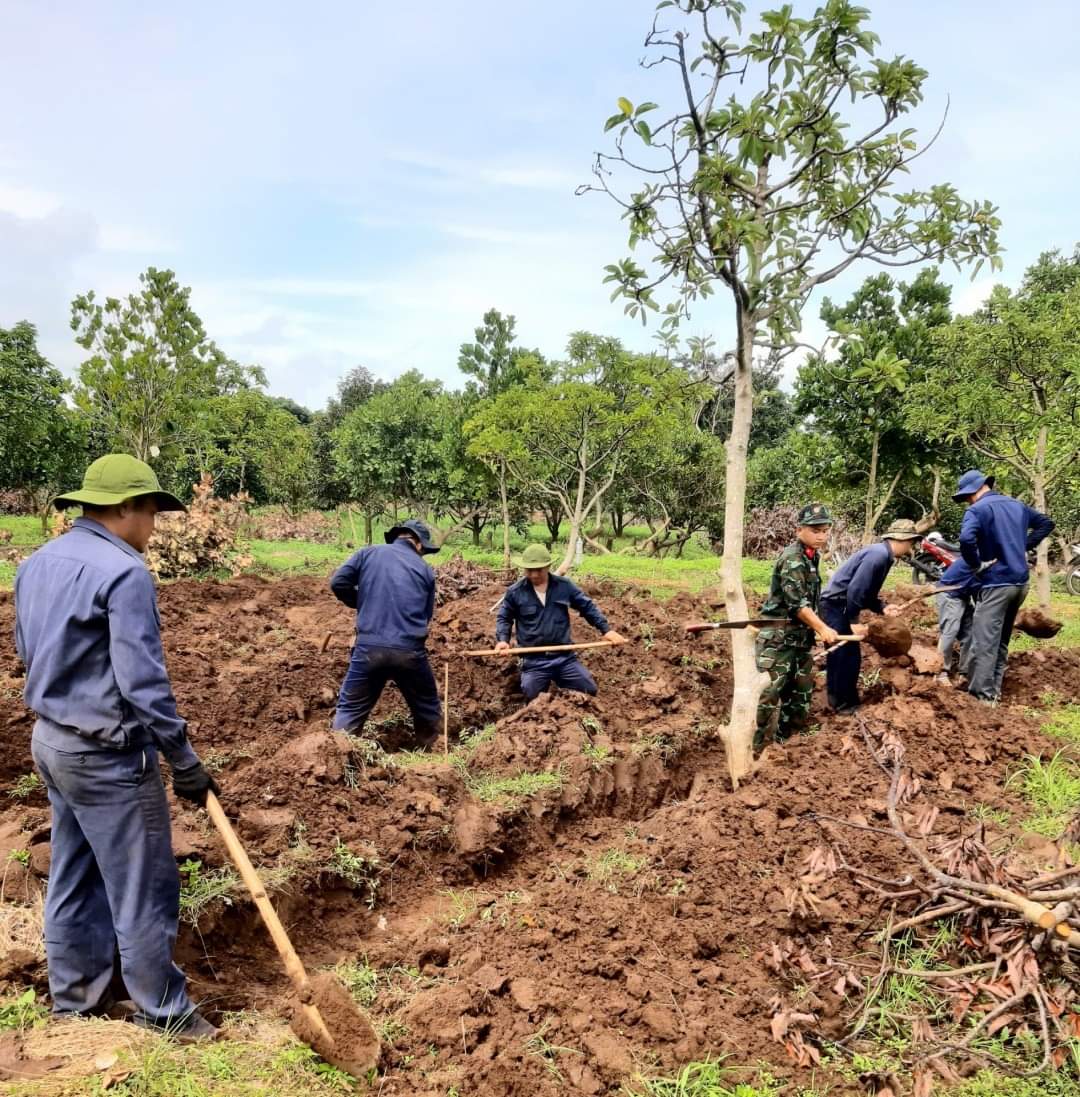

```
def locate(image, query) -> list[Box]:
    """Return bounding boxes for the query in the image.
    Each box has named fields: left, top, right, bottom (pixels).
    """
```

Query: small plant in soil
left=633, top=733, right=677, bottom=762
left=6, top=848, right=29, bottom=866
left=0, top=989, right=47, bottom=1032
left=379, top=1016, right=409, bottom=1044
left=968, top=803, right=1011, bottom=827
left=178, top=858, right=240, bottom=925
left=586, top=848, right=649, bottom=893
left=582, top=741, right=611, bottom=769
left=7, top=772, right=41, bottom=799
left=1043, top=704, right=1080, bottom=745
left=581, top=714, right=602, bottom=735
left=326, top=841, right=380, bottom=907
left=441, top=888, right=480, bottom=930
left=333, top=958, right=380, bottom=1007
left=465, top=769, right=563, bottom=803
left=523, top=1021, right=581, bottom=1083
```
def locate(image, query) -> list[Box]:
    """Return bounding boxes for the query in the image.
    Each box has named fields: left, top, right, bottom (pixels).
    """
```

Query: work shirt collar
left=71, top=516, right=146, bottom=564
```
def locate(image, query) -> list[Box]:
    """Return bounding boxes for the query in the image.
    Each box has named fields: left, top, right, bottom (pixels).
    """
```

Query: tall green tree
left=312, top=364, right=381, bottom=512
left=457, top=309, right=545, bottom=399
left=589, top=0, right=1001, bottom=779
left=906, top=250, right=1080, bottom=605
left=71, top=268, right=260, bottom=467
left=0, top=321, right=87, bottom=527
left=795, top=269, right=953, bottom=543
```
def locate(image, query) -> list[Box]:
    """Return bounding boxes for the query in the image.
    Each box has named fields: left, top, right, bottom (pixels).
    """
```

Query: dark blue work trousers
left=821, top=600, right=861, bottom=711
left=30, top=735, right=194, bottom=1026
left=333, top=645, right=442, bottom=744
left=520, top=654, right=598, bottom=701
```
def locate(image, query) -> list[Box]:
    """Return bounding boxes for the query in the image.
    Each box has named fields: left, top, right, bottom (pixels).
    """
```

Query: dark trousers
left=333, top=644, right=442, bottom=743
left=965, top=583, right=1028, bottom=700
left=31, top=735, right=194, bottom=1026
left=520, top=654, right=597, bottom=701
left=821, top=600, right=860, bottom=710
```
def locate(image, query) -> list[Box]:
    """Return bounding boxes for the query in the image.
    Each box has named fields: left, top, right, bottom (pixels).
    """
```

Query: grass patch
left=0, top=989, right=48, bottom=1032
left=1043, top=704, right=1080, bottom=744
left=625, top=1057, right=790, bottom=1096
left=1011, top=595, right=1080, bottom=652
left=586, top=848, right=649, bottom=893
left=465, top=769, right=563, bottom=803
left=7, top=772, right=42, bottom=799
left=325, top=841, right=380, bottom=907
left=1008, top=750, right=1080, bottom=837
left=178, top=859, right=241, bottom=925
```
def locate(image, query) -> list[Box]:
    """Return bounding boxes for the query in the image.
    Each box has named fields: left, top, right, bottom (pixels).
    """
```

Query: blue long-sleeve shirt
left=496, top=574, right=610, bottom=650
left=14, top=518, right=198, bottom=768
left=959, top=491, right=1054, bottom=588
left=938, top=558, right=977, bottom=599
left=821, top=542, right=895, bottom=619
left=329, top=539, right=436, bottom=651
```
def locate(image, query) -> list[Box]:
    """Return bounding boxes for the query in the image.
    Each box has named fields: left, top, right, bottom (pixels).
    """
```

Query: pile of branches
left=0, top=489, right=30, bottom=515
left=744, top=505, right=863, bottom=561
left=768, top=719, right=1079, bottom=1094
left=146, top=475, right=253, bottom=579
left=435, top=554, right=497, bottom=605
left=247, top=508, right=339, bottom=544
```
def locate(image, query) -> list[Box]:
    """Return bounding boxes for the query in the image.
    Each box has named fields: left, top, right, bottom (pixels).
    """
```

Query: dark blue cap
left=952, top=469, right=995, bottom=502
left=385, top=518, right=439, bottom=554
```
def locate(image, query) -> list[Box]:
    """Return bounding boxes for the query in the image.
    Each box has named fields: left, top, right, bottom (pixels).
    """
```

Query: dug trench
left=1, top=566, right=1079, bottom=1094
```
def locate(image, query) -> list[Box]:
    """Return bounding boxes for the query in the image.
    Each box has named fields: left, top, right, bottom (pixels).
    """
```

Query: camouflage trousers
left=754, top=632, right=815, bottom=752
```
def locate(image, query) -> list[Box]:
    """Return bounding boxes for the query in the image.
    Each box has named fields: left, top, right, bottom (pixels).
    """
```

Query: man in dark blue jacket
left=819, top=519, right=920, bottom=712
left=330, top=519, right=442, bottom=745
left=15, top=454, right=218, bottom=1040
left=936, top=557, right=976, bottom=680
left=494, top=544, right=625, bottom=699
left=954, top=469, right=1054, bottom=701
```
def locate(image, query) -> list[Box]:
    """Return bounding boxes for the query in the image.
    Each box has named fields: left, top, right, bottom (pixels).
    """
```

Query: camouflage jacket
left=758, top=541, right=822, bottom=648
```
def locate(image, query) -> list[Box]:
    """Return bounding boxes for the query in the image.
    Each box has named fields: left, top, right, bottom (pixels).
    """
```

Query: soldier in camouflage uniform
left=754, top=503, right=840, bottom=753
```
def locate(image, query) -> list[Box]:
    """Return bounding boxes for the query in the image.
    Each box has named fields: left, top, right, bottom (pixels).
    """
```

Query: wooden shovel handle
left=463, top=638, right=628, bottom=657
left=204, top=791, right=335, bottom=1048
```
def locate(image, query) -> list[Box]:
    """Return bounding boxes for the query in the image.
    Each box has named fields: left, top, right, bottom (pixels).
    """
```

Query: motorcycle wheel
left=1067, top=563, right=1080, bottom=598
left=911, top=558, right=942, bottom=584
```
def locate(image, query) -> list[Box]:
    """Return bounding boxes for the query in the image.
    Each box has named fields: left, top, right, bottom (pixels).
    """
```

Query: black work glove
left=172, top=762, right=220, bottom=808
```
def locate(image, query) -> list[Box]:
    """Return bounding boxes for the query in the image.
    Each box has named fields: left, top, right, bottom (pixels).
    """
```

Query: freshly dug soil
left=864, top=615, right=913, bottom=657
left=1, top=571, right=1079, bottom=1095
left=1015, top=607, right=1064, bottom=638
left=292, top=972, right=381, bottom=1078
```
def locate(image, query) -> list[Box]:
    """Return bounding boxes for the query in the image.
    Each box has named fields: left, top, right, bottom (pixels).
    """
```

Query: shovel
left=463, top=637, right=629, bottom=657
left=685, top=619, right=784, bottom=634
left=204, top=792, right=381, bottom=1078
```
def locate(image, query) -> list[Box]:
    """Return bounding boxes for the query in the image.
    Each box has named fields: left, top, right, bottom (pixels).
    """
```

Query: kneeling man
left=495, top=544, right=625, bottom=699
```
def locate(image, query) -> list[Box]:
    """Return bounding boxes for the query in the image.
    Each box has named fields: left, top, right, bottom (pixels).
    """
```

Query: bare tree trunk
left=498, top=463, right=512, bottom=574
left=557, top=450, right=589, bottom=575
left=1033, top=425, right=1051, bottom=607
left=862, top=430, right=880, bottom=545
left=364, top=511, right=373, bottom=545
left=470, top=514, right=482, bottom=546
left=716, top=314, right=769, bottom=785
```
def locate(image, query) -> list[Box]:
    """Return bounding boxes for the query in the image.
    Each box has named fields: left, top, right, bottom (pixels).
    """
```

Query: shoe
left=833, top=702, right=860, bottom=715
left=136, top=1010, right=221, bottom=1044
left=935, top=672, right=951, bottom=685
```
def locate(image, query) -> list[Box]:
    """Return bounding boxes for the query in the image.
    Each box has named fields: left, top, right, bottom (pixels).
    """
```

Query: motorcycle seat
left=928, top=535, right=959, bottom=553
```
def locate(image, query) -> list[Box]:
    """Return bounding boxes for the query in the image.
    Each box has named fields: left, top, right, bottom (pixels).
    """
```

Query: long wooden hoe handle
left=463, top=638, right=629, bottom=658
left=204, top=791, right=335, bottom=1049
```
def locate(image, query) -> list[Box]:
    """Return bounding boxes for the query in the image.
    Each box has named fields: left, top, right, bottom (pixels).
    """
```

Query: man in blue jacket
left=954, top=469, right=1054, bottom=701
left=818, top=519, right=920, bottom=712
left=935, top=557, right=976, bottom=680
left=330, top=519, right=442, bottom=746
left=494, top=544, right=625, bottom=699
left=14, top=454, right=218, bottom=1040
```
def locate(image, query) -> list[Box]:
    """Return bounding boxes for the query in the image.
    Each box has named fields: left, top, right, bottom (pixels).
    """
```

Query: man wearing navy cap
left=953, top=470, right=1053, bottom=702
left=330, top=519, right=443, bottom=746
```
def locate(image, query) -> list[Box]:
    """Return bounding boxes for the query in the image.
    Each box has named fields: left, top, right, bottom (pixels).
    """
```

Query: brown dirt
left=291, top=972, right=381, bottom=1078
left=1, top=573, right=1079, bottom=1094
left=1015, top=607, right=1064, bottom=638
left=863, top=615, right=913, bottom=657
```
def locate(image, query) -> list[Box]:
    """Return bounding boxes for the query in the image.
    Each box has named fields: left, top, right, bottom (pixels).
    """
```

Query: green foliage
left=7, top=772, right=41, bottom=799
left=625, top=1057, right=785, bottom=1097
left=71, top=267, right=262, bottom=470
left=1008, top=750, right=1080, bottom=836
left=0, top=321, right=87, bottom=521
left=326, top=841, right=381, bottom=907
left=586, top=848, right=648, bottom=892
left=178, top=858, right=241, bottom=925
left=465, top=770, right=563, bottom=803
left=0, top=989, right=48, bottom=1032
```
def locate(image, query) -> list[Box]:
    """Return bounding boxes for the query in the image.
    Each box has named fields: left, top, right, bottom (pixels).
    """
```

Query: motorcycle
left=1067, top=543, right=1080, bottom=598
left=911, top=530, right=959, bottom=584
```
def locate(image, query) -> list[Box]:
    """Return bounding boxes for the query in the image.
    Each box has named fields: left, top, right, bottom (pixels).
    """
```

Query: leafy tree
left=589, top=0, right=1001, bottom=779
left=0, top=321, right=87, bottom=527
left=795, top=269, right=953, bottom=543
left=260, top=410, right=317, bottom=515
left=269, top=396, right=314, bottom=425
left=458, top=309, right=538, bottom=399
left=906, top=250, right=1080, bottom=605
left=312, top=365, right=381, bottom=512
left=71, top=268, right=261, bottom=467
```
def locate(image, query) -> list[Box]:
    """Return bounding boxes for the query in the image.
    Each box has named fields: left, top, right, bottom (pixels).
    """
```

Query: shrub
left=248, top=508, right=340, bottom=543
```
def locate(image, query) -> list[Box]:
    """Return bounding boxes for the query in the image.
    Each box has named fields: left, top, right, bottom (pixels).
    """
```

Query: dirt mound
left=864, top=615, right=913, bottom=656
left=1015, top=606, right=1063, bottom=638
left=2, top=572, right=1079, bottom=1093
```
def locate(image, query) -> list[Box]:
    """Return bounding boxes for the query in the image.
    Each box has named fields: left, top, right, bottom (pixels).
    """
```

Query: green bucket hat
left=882, top=518, right=920, bottom=541
left=53, top=454, right=187, bottom=512
left=515, top=543, right=553, bottom=569
left=797, top=502, right=833, bottom=527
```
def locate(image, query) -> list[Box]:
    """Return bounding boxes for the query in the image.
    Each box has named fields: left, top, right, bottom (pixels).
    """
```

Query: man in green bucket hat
left=494, top=544, right=626, bottom=699
left=14, top=454, right=219, bottom=1041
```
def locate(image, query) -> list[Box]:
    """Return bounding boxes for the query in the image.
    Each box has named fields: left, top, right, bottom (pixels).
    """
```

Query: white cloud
left=0, top=183, right=59, bottom=219
left=952, top=276, right=996, bottom=316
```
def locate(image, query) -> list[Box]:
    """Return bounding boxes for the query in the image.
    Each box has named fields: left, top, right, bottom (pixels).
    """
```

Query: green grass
left=1043, top=704, right=1080, bottom=744
left=465, top=769, right=563, bottom=803
left=6, top=772, right=42, bottom=799
left=0, top=516, right=47, bottom=545
left=1008, top=750, right=1080, bottom=837
left=1011, top=595, right=1080, bottom=652
left=0, top=989, right=48, bottom=1032
left=586, top=848, right=648, bottom=892
left=178, top=858, right=241, bottom=925
left=325, top=841, right=381, bottom=907
left=625, top=1058, right=792, bottom=1097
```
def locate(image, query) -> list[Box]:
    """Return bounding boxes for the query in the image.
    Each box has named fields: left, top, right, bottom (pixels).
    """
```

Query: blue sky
left=2, top=0, right=1077, bottom=409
